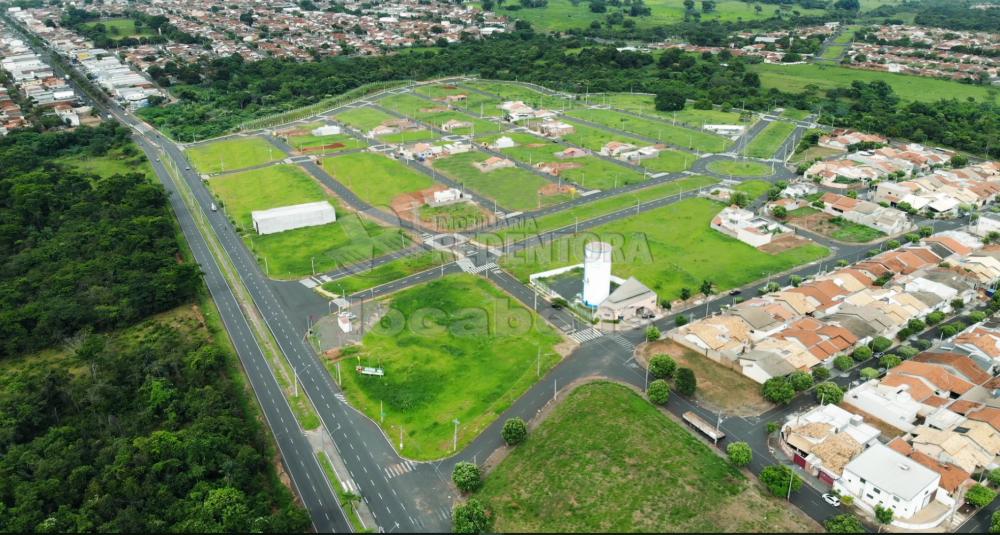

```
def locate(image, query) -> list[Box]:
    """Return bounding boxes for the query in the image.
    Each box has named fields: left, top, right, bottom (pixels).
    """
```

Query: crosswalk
left=457, top=258, right=498, bottom=274
left=334, top=393, right=348, bottom=404
left=299, top=273, right=335, bottom=288
left=383, top=460, right=418, bottom=479
left=607, top=333, right=635, bottom=351
left=410, top=507, right=451, bottom=529
left=569, top=327, right=603, bottom=343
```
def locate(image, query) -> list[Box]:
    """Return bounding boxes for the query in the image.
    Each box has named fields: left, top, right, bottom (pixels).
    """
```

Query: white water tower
left=583, top=241, right=613, bottom=307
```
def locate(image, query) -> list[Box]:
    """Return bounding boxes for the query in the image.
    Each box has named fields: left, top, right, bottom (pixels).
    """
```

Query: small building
left=703, top=124, right=745, bottom=137
left=251, top=201, right=336, bottom=235
left=491, top=136, right=516, bottom=149
left=555, top=147, right=587, bottom=159
left=312, top=125, right=342, bottom=136
left=595, top=276, right=657, bottom=321
left=835, top=443, right=941, bottom=520
left=428, top=188, right=463, bottom=207
left=711, top=205, right=792, bottom=247
left=441, top=119, right=472, bottom=132
left=600, top=141, right=636, bottom=158
left=473, top=156, right=515, bottom=173
left=537, top=120, right=574, bottom=138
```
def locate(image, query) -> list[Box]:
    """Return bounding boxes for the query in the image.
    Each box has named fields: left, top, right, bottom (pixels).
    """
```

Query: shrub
left=649, top=354, right=677, bottom=379
left=851, top=346, right=872, bottom=362
left=812, top=366, right=831, bottom=381
left=675, top=368, right=696, bottom=396
left=833, top=355, right=854, bottom=371
left=675, top=314, right=689, bottom=327
left=648, top=379, right=670, bottom=405
left=726, top=441, right=752, bottom=467
left=913, top=339, right=932, bottom=351
left=766, top=421, right=780, bottom=434
left=453, top=499, right=493, bottom=534
left=970, top=311, right=987, bottom=323
left=895, top=345, right=919, bottom=359
left=966, top=484, right=997, bottom=508
left=869, top=336, right=893, bottom=353
left=760, top=465, right=802, bottom=497
left=788, top=371, right=813, bottom=392
left=762, top=377, right=795, bottom=404
left=452, top=462, right=483, bottom=493
left=880, top=355, right=902, bottom=369
left=501, top=417, right=527, bottom=446
left=815, top=382, right=844, bottom=405
left=824, top=513, right=864, bottom=533
left=645, top=325, right=661, bottom=341
left=860, top=367, right=879, bottom=380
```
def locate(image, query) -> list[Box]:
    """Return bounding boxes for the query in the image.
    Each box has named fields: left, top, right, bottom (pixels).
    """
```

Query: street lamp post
left=452, top=419, right=460, bottom=452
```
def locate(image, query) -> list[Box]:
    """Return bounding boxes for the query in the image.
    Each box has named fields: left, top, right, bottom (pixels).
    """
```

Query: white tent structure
left=252, top=201, right=336, bottom=235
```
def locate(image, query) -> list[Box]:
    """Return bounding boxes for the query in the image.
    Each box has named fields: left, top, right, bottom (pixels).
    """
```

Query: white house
left=312, top=125, right=342, bottom=136
left=711, top=206, right=792, bottom=247
left=251, top=201, right=336, bottom=235
left=492, top=136, right=516, bottom=149
left=835, top=443, right=941, bottom=520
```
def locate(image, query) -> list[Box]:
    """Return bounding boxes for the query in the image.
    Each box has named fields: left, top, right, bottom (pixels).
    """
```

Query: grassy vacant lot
left=502, top=197, right=828, bottom=300
left=321, top=152, right=433, bottom=207
left=187, top=136, right=282, bottom=174
left=483, top=132, right=647, bottom=190
left=432, top=151, right=571, bottom=212
left=790, top=145, right=842, bottom=164
left=750, top=63, right=995, bottom=103
left=209, top=164, right=325, bottom=229
left=287, top=130, right=365, bottom=152
left=321, top=251, right=450, bottom=295
left=419, top=202, right=487, bottom=231
left=560, top=118, right=693, bottom=173
left=462, top=80, right=568, bottom=110
left=566, top=108, right=730, bottom=153
left=787, top=207, right=886, bottom=243
left=82, top=18, right=152, bottom=39
left=378, top=93, right=499, bottom=135
left=476, top=382, right=820, bottom=532
left=733, top=180, right=773, bottom=200
left=707, top=160, right=774, bottom=177
left=334, top=274, right=563, bottom=460
left=601, top=93, right=747, bottom=126
left=57, top=145, right=154, bottom=180
left=483, top=175, right=717, bottom=243
left=745, top=121, right=797, bottom=159
left=415, top=84, right=501, bottom=113
left=334, top=107, right=398, bottom=131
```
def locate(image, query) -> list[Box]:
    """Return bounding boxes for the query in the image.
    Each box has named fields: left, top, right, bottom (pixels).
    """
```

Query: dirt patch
left=538, top=161, right=581, bottom=175
left=637, top=340, right=774, bottom=416
left=538, top=182, right=575, bottom=197
left=390, top=185, right=496, bottom=232
left=788, top=211, right=839, bottom=235
left=301, top=142, right=346, bottom=153
left=758, top=234, right=812, bottom=255
left=837, top=402, right=905, bottom=440
left=275, top=127, right=308, bottom=137
left=442, top=84, right=458, bottom=89
left=526, top=143, right=548, bottom=148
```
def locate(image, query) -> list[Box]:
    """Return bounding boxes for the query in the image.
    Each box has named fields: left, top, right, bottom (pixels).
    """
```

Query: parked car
left=821, top=493, right=841, bottom=507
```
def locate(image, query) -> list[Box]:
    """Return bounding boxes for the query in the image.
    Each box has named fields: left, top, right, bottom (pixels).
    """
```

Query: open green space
left=733, top=180, right=773, bottom=200
left=601, top=93, right=748, bottom=126
left=483, top=132, right=647, bottom=190
left=414, top=84, right=501, bottom=114
left=432, top=150, right=570, bottom=212
left=82, top=18, right=153, bottom=39
left=461, top=80, right=568, bottom=110
left=186, top=136, right=283, bottom=174
left=208, top=164, right=326, bottom=229
left=707, top=160, right=774, bottom=177
left=483, top=175, right=717, bottom=243
left=321, top=251, right=450, bottom=295
left=475, top=381, right=820, bottom=532
left=419, top=202, right=487, bottom=231
left=566, top=108, right=730, bottom=153
left=786, top=207, right=886, bottom=243
left=781, top=108, right=812, bottom=121
left=321, top=152, right=434, bottom=207
left=790, top=145, right=842, bottom=164
left=745, top=121, right=797, bottom=159
left=57, top=144, right=155, bottom=180
left=819, top=45, right=846, bottom=61
left=334, top=107, right=399, bottom=131
left=750, top=63, right=995, bottom=103
left=286, top=126, right=366, bottom=152
left=333, top=274, right=563, bottom=460
left=378, top=93, right=499, bottom=135
left=559, top=118, right=692, bottom=173
left=502, top=197, right=828, bottom=300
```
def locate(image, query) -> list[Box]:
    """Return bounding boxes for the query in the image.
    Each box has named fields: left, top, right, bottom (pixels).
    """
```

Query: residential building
left=835, top=443, right=942, bottom=520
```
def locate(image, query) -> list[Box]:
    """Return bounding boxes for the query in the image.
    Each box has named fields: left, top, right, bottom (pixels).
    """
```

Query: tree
left=675, top=368, right=696, bottom=396
left=675, top=315, right=689, bottom=327
left=700, top=279, right=715, bottom=297
left=851, top=346, right=872, bottom=362
left=991, top=510, right=1000, bottom=534
left=833, top=355, right=854, bottom=372
left=654, top=88, right=686, bottom=112
left=987, top=468, right=1000, bottom=487
left=825, top=514, right=865, bottom=533
left=453, top=499, right=493, bottom=534
left=966, top=484, right=997, bottom=508
left=860, top=367, right=880, bottom=380
left=834, top=0, right=860, bottom=10
left=812, top=366, right=831, bottom=381
left=679, top=287, right=692, bottom=300
left=772, top=205, right=787, bottom=219
left=648, top=379, right=670, bottom=405
left=870, top=336, right=893, bottom=353
left=951, top=154, right=969, bottom=168
left=727, top=441, right=752, bottom=467
left=875, top=505, right=893, bottom=530
left=760, top=465, right=803, bottom=497
left=815, top=382, right=844, bottom=405
left=649, top=354, right=677, bottom=379
left=880, top=355, right=902, bottom=369
left=645, top=325, right=661, bottom=341
left=788, top=371, right=813, bottom=392
left=452, top=462, right=483, bottom=493
left=762, top=377, right=795, bottom=404
left=501, top=417, right=527, bottom=446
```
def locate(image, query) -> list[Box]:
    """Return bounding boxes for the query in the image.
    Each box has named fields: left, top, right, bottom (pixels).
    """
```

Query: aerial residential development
left=3, top=0, right=1000, bottom=534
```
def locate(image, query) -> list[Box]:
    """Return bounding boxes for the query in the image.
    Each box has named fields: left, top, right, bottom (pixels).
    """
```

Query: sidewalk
left=305, top=428, right=379, bottom=531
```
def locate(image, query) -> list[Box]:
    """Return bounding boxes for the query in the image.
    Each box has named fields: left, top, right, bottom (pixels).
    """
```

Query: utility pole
left=536, top=346, right=541, bottom=377
left=336, top=361, right=342, bottom=385
left=293, top=366, right=298, bottom=397
left=553, top=379, right=557, bottom=401
left=452, top=419, right=460, bottom=452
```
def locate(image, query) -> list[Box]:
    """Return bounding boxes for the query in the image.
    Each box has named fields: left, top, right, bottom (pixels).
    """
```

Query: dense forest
left=0, top=123, right=201, bottom=357
left=914, top=1, right=1000, bottom=32
left=0, top=310, right=310, bottom=532
left=138, top=31, right=999, bottom=158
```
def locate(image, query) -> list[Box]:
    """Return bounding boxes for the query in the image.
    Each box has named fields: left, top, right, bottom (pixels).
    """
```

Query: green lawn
left=419, top=202, right=487, bottom=231
left=82, top=18, right=153, bottom=39
left=482, top=132, right=647, bottom=190
left=376, top=129, right=439, bottom=144
left=332, top=274, right=563, bottom=460
left=733, top=180, right=773, bottom=200
left=781, top=108, right=813, bottom=121
left=566, top=108, right=730, bottom=153
left=819, top=45, right=846, bottom=61
left=482, top=175, right=718, bottom=243
left=321, top=152, right=434, bottom=207
left=208, top=164, right=327, bottom=229
left=461, top=80, right=569, bottom=110
left=599, top=93, right=748, bottom=127
left=707, top=160, right=774, bottom=177
left=287, top=132, right=365, bottom=152
left=414, top=84, right=501, bottom=114
left=476, top=381, right=821, bottom=532
left=186, top=136, right=283, bottom=174
left=750, top=63, right=996, bottom=103
left=745, top=121, right=797, bottom=159
left=334, top=107, right=399, bottom=131
left=432, top=151, right=570, bottom=212
left=501, top=197, right=828, bottom=300
left=321, top=251, right=451, bottom=295
left=57, top=145, right=154, bottom=180
left=830, top=220, right=885, bottom=243
left=377, top=93, right=499, bottom=135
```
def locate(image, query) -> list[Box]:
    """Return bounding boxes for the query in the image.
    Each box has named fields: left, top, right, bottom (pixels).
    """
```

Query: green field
left=82, top=18, right=153, bottom=39
left=432, top=151, right=571, bottom=212
left=419, top=202, right=488, bottom=231
left=482, top=175, right=718, bottom=243
left=57, top=145, right=154, bottom=180
left=461, top=80, right=569, bottom=110
left=600, top=93, right=748, bottom=126
left=750, top=63, right=996, bottom=103
left=208, top=164, right=327, bottom=229
left=734, top=180, right=773, bottom=200
left=334, top=107, right=399, bottom=131
left=781, top=108, right=812, bottom=121
left=483, top=132, right=647, bottom=190
left=566, top=108, right=730, bottom=153
left=321, top=251, right=450, bottom=295
left=321, top=152, right=434, bottom=207
left=378, top=93, right=500, bottom=135
left=286, top=126, right=366, bottom=152
left=186, top=136, right=283, bottom=174
left=745, top=121, right=797, bottom=159
left=489, top=0, right=823, bottom=32
left=707, top=160, right=774, bottom=177
left=790, top=145, right=841, bottom=164
left=502, top=197, right=828, bottom=300
left=476, top=381, right=821, bottom=532
left=333, top=274, right=563, bottom=460
left=413, top=84, right=501, bottom=114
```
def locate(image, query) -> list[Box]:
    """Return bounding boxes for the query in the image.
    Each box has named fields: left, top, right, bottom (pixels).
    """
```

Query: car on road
left=728, top=289, right=742, bottom=296
left=821, top=493, right=841, bottom=507
left=185, top=166, right=190, bottom=170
